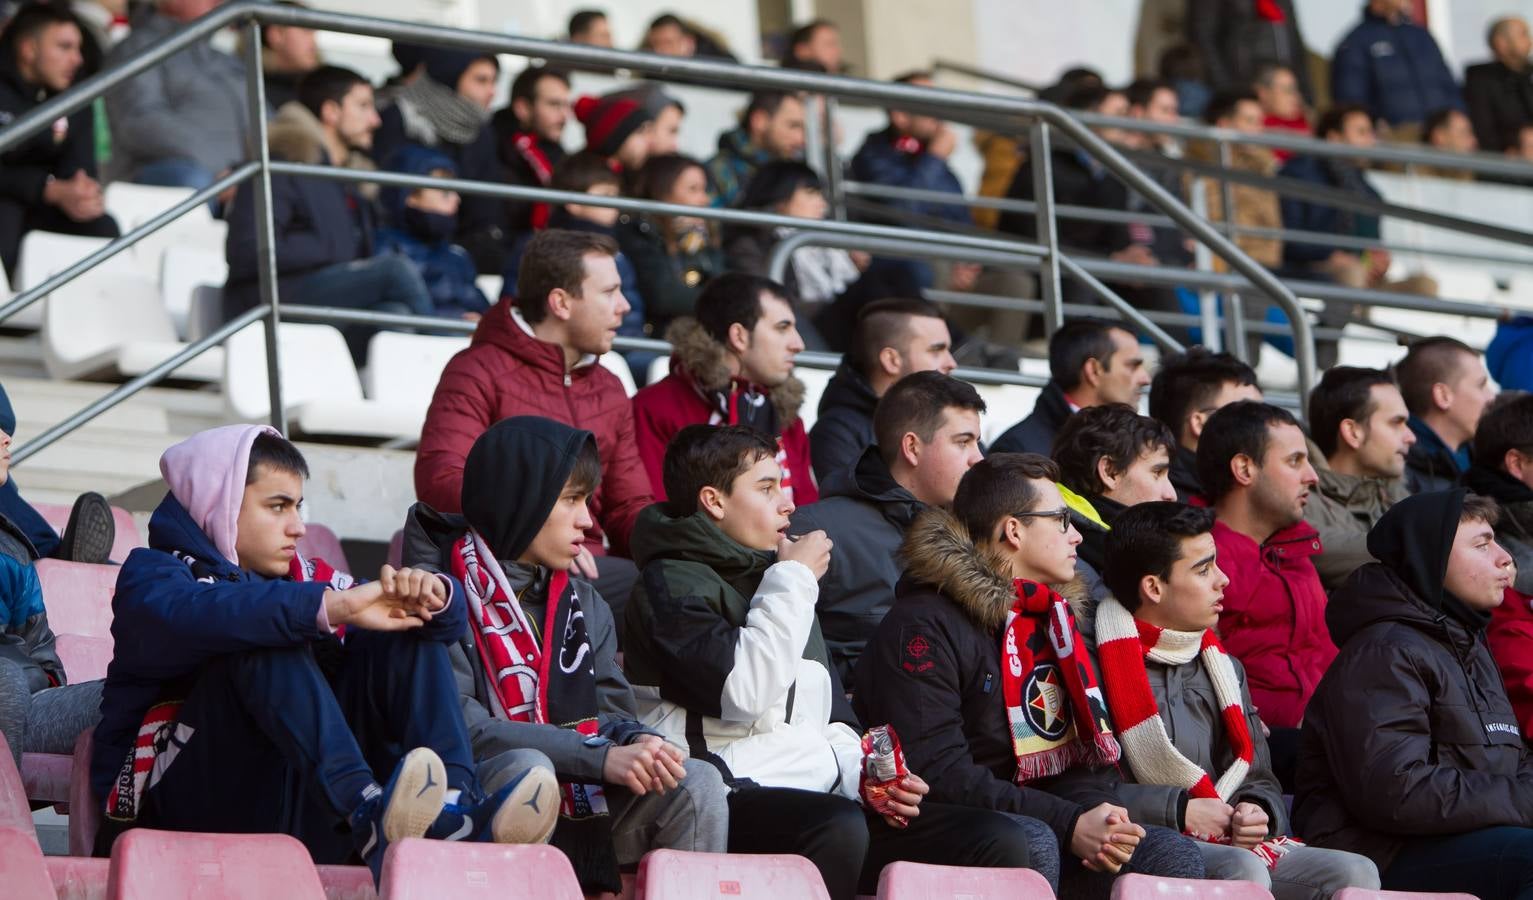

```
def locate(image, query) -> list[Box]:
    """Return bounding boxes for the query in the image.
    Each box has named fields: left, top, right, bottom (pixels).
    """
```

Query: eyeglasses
left=1013, top=507, right=1071, bottom=534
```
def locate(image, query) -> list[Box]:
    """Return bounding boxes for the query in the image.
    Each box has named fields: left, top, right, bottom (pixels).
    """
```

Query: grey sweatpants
left=1199, top=842, right=1380, bottom=900
left=0, top=657, right=104, bottom=769
left=479, top=746, right=730, bottom=863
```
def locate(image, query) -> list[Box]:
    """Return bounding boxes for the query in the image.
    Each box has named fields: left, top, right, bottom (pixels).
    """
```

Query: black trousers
left=0, top=196, right=119, bottom=281
left=727, top=786, right=1047, bottom=900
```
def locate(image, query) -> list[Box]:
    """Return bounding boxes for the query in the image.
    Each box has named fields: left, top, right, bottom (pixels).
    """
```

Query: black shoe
left=58, top=492, right=114, bottom=564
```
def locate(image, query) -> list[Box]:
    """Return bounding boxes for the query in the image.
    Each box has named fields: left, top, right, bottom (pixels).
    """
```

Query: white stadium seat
left=11, top=232, right=122, bottom=331
left=160, top=246, right=229, bottom=339
left=599, top=352, right=637, bottom=398
left=976, top=383, right=1042, bottom=446
left=795, top=366, right=834, bottom=432
left=361, top=331, right=470, bottom=436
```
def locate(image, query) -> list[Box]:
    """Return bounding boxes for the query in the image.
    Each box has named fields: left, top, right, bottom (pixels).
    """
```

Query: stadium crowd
left=0, top=0, right=1532, bottom=898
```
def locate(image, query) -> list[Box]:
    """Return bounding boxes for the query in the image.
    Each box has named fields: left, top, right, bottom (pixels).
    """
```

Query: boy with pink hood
left=90, top=425, right=558, bottom=877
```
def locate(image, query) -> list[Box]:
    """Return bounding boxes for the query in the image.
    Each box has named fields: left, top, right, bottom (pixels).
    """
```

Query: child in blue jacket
left=376, top=145, right=491, bottom=322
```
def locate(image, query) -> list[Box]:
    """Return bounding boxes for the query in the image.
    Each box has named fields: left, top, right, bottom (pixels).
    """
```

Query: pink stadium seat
left=106, top=829, right=327, bottom=900
left=33, top=504, right=144, bottom=565
left=1112, top=874, right=1275, bottom=899
left=298, top=524, right=352, bottom=574
left=0, top=825, right=55, bottom=900
left=316, top=864, right=377, bottom=900
left=0, top=734, right=35, bottom=839
left=21, top=749, right=72, bottom=805
left=35, top=559, right=117, bottom=637
left=378, top=839, right=582, bottom=900
left=636, top=849, right=832, bottom=900
left=1333, top=891, right=1476, bottom=900
left=68, top=729, right=99, bottom=858
left=55, top=633, right=114, bottom=682
left=875, top=861, right=1053, bottom=899
left=47, top=855, right=110, bottom=900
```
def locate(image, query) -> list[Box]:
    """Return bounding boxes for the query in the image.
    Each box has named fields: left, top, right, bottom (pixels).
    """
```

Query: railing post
left=1216, top=139, right=1249, bottom=363
left=821, top=95, right=844, bottom=221
left=1029, top=120, right=1064, bottom=337
left=242, top=18, right=286, bottom=434
left=1189, top=181, right=1223, bottom=352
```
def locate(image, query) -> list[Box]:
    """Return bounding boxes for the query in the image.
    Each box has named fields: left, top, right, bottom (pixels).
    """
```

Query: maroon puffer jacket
left=413, top=301, right=652, bottom=557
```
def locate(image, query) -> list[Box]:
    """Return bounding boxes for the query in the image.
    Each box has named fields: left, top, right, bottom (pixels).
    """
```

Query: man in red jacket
left=632, top=273, right=818, bottom=506
left=414, top=229, right=653, bottom=617
left=1196, top=400, right=1334, bottom=792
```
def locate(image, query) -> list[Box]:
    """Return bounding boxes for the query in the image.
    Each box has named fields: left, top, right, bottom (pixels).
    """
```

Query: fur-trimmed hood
left=663, top=316, right=806, bottom=425
left=901, top=506, right=1092, bottom=633
left=267, top=101, right=379, bottom=199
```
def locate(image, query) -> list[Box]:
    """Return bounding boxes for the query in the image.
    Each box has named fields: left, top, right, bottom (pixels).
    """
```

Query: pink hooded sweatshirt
left=159, top=423, right=281, bottom=568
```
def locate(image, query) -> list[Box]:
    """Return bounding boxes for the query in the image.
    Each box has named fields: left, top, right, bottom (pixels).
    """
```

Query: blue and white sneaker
left=425, top=765, right=559, bottom=845
left=350, top=747, right=449, bottom=879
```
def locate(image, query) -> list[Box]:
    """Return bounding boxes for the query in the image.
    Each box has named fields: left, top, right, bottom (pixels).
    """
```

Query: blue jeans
left=292, top=256, right=434, bottom=364
left=1383, top=827, right=1533, bottom=900
left=131, top=158, right=216, bottom=193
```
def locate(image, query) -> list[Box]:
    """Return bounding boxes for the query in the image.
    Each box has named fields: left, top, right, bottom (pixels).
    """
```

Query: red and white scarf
left=508, top=132, right=555, bottom=230
left=1002, top=580, right=1120, bottom=783
left=1095, top=595, right=1301, bottom=866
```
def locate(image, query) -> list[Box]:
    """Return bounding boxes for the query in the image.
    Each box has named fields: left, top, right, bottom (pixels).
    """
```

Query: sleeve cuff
left=434, top=573, right=456, bottom=614
left=315, top=590, right=336, bottom=634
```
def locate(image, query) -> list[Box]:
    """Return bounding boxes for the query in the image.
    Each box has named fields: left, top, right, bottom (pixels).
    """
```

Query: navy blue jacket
left=90, top=493, right=467, bottom=801
left=375, top=228, right=489, bottom=320
left=849, top=127, right=969, bottom=227
left=1278, top=154, right=1382, bottom=265
left=1331, top=7, right=1463, bottom=127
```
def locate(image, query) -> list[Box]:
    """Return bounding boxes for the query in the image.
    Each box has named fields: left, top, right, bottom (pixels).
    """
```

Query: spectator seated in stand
left=1330, top=0, right=1464, bottom=138
left=0, top=2, right=119, bottom=281
left=1465, top=16, right=1533, bottom=154
left=490, top=64, right=571, bottom=242
left=375, top=46, right=508, bottom=274
left=1395, top=337, right=1497, bottom=493
left=1419, top=108, right=1479, bottom=180
left=706, top=91, right=808, bottom=209
left=573, top=90, right=656, bottom=178
left=641, top=14, right=736, bottom=61
left=1466, top=393, right=1533, bottom=600
left=1186, top=0, right=1312, bottom=102
left=1254, top=63, right=1309, bottom=163
left=0, top=382, right=115, bottom=564
left=615, top=154, right=723, bottom=337
left=1488, top=314, right=1533, bottom=392
left=256, top=1, right=320, bottom=110
left=611, top=84, right=686, bottom=159
left=567, top=9, right=612, bottom=47
left=781, top=19, right=844, bottom=73
left=375, top=146, right=490, bottom=323
left=1148, top=348, right=1262, bottom=503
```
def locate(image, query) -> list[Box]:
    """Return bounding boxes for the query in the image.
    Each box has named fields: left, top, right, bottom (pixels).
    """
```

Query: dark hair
left=1125, top=77, right=1173, bottom=110
left=1101, top=502, right=1217, bottom=612
left=1195, top=401, right=1300, bottom=502
left=952, top=453, right=1061, bottom=544
left=1149, top=347, right=1259, bottom=441
left=1308, top=367, right=1397, bottom=458
left=783, top=19, right=836, bottom=67
left=743, top=90, right=798, bottom=129
left=551, top=149, right=620, bottom=194
left=848, top=297, right=944, bottom=379
left=631, top=153, right=706, bottom=202
left=510, top=64, right=570, bottom=107
left=1049, top=318, right=1122, bottom=391
left=296, top=65, right=370, bottom=121
left=1252, top=62, right=1293, bottom=89
left=567, top=9, right=606, bottom=38
left=892, top=70, right=934, bottom=85
left=1063, top=83, right=1112, bottom=112
left=1462, top=493, right=1502, bottom=527
left=1039, top=67, right=1104, bottom=104
left=694, top=272, right=789, bottom=345
left=737, top=160, right=821, bottom=211
left=258, top=1, right=306, bottom=47
left=1315, top=103, right=1371, bottom=139
left=514, top=229, right=619, bottom=324
left=1156, top=43, right=1205, bottom=83
left=662, top=424, right=779, bottom=517
left=246, top=432, right=311, bottom=484
left=567, top=435, right=603, bottom=495
left=1051, top=404, right=1175, bottom=497
left=1394, top=336, right=1479, bottom=416
left=1202, top=88, right=1259, bottom=126
left=1474, top=393, right=1533, bottom=473
left=0, top=3, right=81, bottom=53
left=1421, top=108, right=1461, bottom=145
left=873, top=372, right=986, bottom=468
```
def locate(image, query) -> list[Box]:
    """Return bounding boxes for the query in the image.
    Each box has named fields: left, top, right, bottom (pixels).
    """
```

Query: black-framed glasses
left=1014, top=508, right=1071, bottom=534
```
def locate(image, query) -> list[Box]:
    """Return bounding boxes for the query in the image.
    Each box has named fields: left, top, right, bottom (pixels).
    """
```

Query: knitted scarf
left=508, top=131, right=554, bottom=229
left=1003, top=579, right=1120, bottom=782
left=449, top=529, right=619, bottom=894
left=699, top=376, right=800, bottom=505
left=106, top=552, right=350, bottom=823
left=1095, top=596, right=1301, bottom=867
left=392, top=75, right=489, bottom=147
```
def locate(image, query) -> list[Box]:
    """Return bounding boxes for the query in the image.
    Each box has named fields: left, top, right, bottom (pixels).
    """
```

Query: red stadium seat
left=379, top=839, right=582, bottom=900
left=106, top=829, right=327, bottom=900
left=33, top=504, right=144, bottom=565
left=0, top=825, right=55, bottom=900
left=316, top=864, right=377, bottom=900
left=47, top=855, right=110, bottom=900
left=1112, top=874, right=1275, bottom=899
left=876, top=861, right=1053, bottom=899
left=636, top=849, right=831, bottom=900
left=35, top=560, right=117, bottom=637
left=298, top=524, right=351, bottom=575
left=1333, top=891, right=1477, bottom=900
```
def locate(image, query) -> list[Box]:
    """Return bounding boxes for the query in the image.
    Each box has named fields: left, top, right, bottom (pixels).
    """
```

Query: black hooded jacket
left=1293, top=490, right=1533, bottom=871
left=990, top=381, right=1073, bottom=456
left=1169, top=445, right=1203, bottom=503
left=808, top=361, right=879, bottom=486
left=0, top=53, right=101, bottom=212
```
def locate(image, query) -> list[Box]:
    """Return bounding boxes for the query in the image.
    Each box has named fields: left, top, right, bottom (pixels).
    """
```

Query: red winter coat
left=1211, top=520, right=1337, bottom=730
left=631, top=318, right=818, bottom=507
left=413, top=302, right=652, bottom=557
left=1488, top=586, right=1533, bottom=740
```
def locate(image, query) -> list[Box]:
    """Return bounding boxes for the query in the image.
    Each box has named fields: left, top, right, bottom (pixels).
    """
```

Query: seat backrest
left=35, top=559, right=117, bottom=638
left=975, top=383, right=1042, bottom=445
left=32, top=504, right=144, bottom=566
left=0, top=734, right=35, bottom=839
left=378, top=839, right=581, bottom=900
left=794, top=366, right=834, bottom=432
left=46, top=854, right=111, bottom=900
left=1111, top=874, right=1275, bottom=900
left=636, top=849, right=831, bottom=900
left=646, top=354, right=670, bottom=386
left=0, top=824, right=53, bottom=900
left=57, top=633, right=114, bottom=683
left=1333, top=891, right=1477, bottom=900
left=297, top=524, right=352, bottom=576
left=598, top=352, right=637, bottom=398
left=187, top=285, right=226, bottom=343
left=224, top=322, right=364, bottom=419
left=876, top=861, right=1053, bottom=900
left=361, top=332, right=468, bottom=411
left=315, top=865, right=377, bottom=900
left=160, top=246, right=228, bottom=339
left=68, top=729, right=98, bottom=859
left=106, top=828, right=327, bottom=900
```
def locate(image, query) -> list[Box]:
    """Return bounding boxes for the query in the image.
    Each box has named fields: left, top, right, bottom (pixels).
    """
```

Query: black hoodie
left=1293, top=490, right=1533, bottom=871
left=808, top=361, right=879, bottom=486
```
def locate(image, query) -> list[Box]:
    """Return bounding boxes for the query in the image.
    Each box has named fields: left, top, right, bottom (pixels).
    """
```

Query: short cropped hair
left=2, top=3, right=80, bottom=49
left=1474, top=393, right=1533, bottom=472
left=515, top=229, right=619, bottom=324
left=952, top=453, right=1060, bottom=544
left=1203, top=88, right=1259, bottom=126
left=1195, top=401, right=1299, bottom=503
left=510, top=64, right=569, bottom=107
left=848, top=298, right=944, bottom=380
left=297, top=65, right=370, bottom=121
left=1394, top=337, right=1478, bottom=416
left=743, top=91, right=797, bottom=127
left=567, top=9, right=605, bottom=39
left=551, top=150, right=621, bottom=194
left=873, top=372, right=986, bottom=468
left=662, top=425, right=779, bottom=517
left=1101, top=502, right=1217, bottom=612
left=567, top=437, right=602, bottom=496
left=1125, top=77, right=1172, bottom=109
left=1149, top=347, right=1259, bottom=439
left=246, top=432, right=310, bottom=484
left=1049, top=319, right=1122, bottom=392
left=1051, top=404, right=1175, bottom=497
left=1315, top=103, right=1370, bottom=139
left=694, top=273, right=790, bottom=345
left=1462, top=494, right=1502, bottom=527
left=1308, top=367, right=1397, bottom=459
